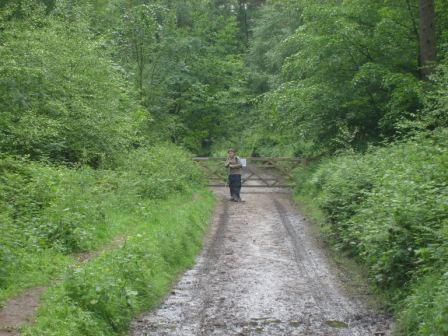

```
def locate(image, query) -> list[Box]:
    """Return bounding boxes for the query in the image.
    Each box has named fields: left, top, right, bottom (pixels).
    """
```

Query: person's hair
left=227, top=148, right=236, bottom=153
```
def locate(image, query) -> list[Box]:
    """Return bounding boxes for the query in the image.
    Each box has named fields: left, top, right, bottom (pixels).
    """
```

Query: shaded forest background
left=3, top=0, right=446, bottom=160
left=1, top=0, right=448, bottom=335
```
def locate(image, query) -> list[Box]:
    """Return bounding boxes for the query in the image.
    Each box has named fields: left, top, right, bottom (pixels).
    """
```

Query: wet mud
left=131, top=188, right=393, bottom=336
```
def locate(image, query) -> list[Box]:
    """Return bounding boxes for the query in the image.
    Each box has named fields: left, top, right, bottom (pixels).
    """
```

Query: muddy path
left=0, top=236, right=127, bottom=336
left=131, top=188, right=393, bottom=336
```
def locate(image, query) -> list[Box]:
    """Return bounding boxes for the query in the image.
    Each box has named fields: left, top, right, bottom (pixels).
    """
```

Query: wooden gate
left=193, top=157, right=306, bottom=188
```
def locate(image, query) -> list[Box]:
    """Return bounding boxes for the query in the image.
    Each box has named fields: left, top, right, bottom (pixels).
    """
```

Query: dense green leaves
left=399, top=272, right=448, bottom=335
left=0, top=144, right=206, bottom=299
left=0, top=156, right=107, bottom=292
left=116, top=144, right=204, bottom=199
left=0, top=8, right=145, bottom=166
left=243, top=0, right=447, bottom=156
left=295, top=128, right=448, bottom=332
left=1, top=1, right=448, bottom=335
left=82, top=0, right=249, bottom=154
left=22, top=192, right=214, bottom=336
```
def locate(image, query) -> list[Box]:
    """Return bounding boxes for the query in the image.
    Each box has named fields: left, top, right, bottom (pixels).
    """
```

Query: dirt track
left=131, top=187, right=393, bottom=336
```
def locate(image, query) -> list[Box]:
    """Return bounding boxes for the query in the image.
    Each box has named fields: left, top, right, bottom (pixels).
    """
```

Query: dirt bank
left=131, top=188, right=393, bottom=336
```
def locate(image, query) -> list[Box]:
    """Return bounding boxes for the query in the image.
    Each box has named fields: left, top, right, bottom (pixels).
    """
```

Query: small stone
left=289, top=320, right=301, bottom=327
left=326, top=320, right=348, bottom=328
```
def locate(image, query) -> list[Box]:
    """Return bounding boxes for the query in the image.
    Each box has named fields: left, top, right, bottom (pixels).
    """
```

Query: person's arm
left=224, top=157, right=230, bottom=167
left=229, top=157, right=242, bottom=169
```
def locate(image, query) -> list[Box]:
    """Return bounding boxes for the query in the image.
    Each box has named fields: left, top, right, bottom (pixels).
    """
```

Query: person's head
left=227, top=148, right=236, bottom=158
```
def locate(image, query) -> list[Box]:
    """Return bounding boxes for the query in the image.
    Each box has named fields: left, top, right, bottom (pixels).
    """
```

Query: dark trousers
left=228, top=174, right=241, bottom=199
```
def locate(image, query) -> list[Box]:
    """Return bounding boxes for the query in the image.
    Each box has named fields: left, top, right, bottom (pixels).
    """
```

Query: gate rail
left=193, top=157, right=307, bottom=188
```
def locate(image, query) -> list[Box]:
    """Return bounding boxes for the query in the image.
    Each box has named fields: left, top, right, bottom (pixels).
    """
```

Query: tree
left=243, top=0, right=426, bottom=156
left=419, top=0, right=437, bottom=80
left=0, top=8, right=144, bottom=166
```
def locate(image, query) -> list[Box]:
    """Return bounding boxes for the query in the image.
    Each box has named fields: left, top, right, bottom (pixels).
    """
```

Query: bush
left=0, top=144, right=206, bottom=301
left=0, top=156, right=111, bottom=294
left=0, top=156, right=108, bottom=254
left=116, top=144, right=205, bottom=199
left=298, top=129, right=448, bottom=289
left=22, top=192, right=215, bottom=336
left=398, top=272, right=448, bottom=335
left=0, top=11, right=144, bottom=166
left=295, top=128, right=448, bottom=333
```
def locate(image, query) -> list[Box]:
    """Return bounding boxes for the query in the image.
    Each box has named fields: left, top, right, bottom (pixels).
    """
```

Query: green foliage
left=299, top=129, right=448, bottom=288
left=0, top=156, right=109, bottom=295
left=398, top=272, right=448, bottom=336
left=0, top=155, right=110, bottom=299
left=96, top=0, right=248, bottom=154
left=22, top=191, right=214, bottom=336
left=287, top=14, right=448, bottom=331
left=0, top=144, right=207, bottom=304
left=421, top=63, right=448, bottom=128
left=0, top=6, right=145, bottom=166
left=0, top=157, right=107, bottom=254
left=115, top=144, right=204, bottom=199
left=295, top=128, right=448, bottom=332
left=243, top=0, right=429, bottom=156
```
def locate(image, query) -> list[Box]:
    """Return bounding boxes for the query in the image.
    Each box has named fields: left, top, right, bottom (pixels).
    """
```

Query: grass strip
left=22, top=189, right=215, bottom=336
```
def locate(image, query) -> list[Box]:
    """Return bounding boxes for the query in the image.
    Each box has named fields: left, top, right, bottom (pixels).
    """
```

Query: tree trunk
left=419, top=0, right=437, bottom=80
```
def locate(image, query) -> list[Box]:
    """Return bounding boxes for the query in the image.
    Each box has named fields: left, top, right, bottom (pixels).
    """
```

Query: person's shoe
left=236, top=196, right=245, bottom=202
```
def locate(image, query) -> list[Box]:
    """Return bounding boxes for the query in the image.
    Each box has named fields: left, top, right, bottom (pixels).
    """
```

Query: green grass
left=0, top=252, right=72, bottom=305
left=0, top=144, right=207, bottom=309
left=397, top=272, right=448, bottom=336
left=0, top=190, right=134, bottom=306
left=22, top=190, right=215, bottom=336
left=293, top=128, right=448, bottom=335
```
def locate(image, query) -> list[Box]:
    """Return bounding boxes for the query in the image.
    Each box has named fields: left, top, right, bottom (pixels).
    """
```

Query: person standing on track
left=224, top=148, right=243, bottom=202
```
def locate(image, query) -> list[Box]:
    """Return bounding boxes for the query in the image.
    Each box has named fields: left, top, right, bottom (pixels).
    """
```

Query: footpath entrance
left=192, top=157, right=306, bottom=188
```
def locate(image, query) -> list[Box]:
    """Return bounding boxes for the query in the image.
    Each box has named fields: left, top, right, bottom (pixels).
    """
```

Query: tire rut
left=131, top=188, right=393, bottom=336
